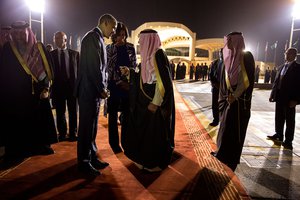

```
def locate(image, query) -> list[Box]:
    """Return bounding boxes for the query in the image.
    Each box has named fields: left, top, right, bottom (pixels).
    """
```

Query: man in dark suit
left=209, top=48, right=223, bottom=126
left=51, top=31, right=79, bottom=142
left=74, top=14, right=117, bottom=176
left=267, top=47, right=300, bottom=150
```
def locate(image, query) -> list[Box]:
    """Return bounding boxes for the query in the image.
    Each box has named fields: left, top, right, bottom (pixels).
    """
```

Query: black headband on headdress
left=11, top=21, right=29, bottom=29
left=1, top=26, right=12, bottom=30
left=140, top=29, right=157, bottom=34
left=226, top=31, right=242, bottom=36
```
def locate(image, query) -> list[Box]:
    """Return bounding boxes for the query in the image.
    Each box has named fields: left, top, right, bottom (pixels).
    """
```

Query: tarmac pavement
left=175, top=79, right=300, bottom=200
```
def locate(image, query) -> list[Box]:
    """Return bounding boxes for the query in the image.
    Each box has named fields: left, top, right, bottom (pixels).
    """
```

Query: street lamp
left=26, top=0, right=45, bottom=43
left=289, top=0, right=300, bottom=48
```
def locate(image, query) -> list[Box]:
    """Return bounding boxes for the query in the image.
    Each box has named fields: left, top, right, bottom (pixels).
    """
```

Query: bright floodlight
left=26, top=0, right=45, bottom=13
left=292, top=0, right=300, bottom=19
left=244, top=44, right=251, bottom=52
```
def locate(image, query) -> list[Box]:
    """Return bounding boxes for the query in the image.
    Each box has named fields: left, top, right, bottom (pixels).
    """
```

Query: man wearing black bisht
left=170, top=60, right=175, bottom=80
left=123, top=29, right=175, bottom=172
left=211, top=32, right=255, bottom=171
left=254, top=65, right=260, bottom=83
left=0, top=21, right=57, bottom=158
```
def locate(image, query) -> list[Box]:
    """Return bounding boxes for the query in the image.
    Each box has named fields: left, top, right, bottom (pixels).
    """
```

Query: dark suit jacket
left=50, top=48, right=79, bottom=99
left=74, top=27, right=107, bottom=99
left=270, top=61, right=300, bottom=104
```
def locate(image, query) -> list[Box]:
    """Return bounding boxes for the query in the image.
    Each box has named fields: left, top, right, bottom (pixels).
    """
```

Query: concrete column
left=208, top=49, right=213, bottom=61
left=189, top=32, right=196, bottom=61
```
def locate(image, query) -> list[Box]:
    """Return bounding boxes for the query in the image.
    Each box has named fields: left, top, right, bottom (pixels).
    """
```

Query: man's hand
left=148, top=103, right=158, bottom=113
left=120, top=66, right=129, bottom=76
left=100, top=89, right=110, bottom=99
left=289, top=100, right=297, bottom=108
left=40, top=89, right=49, bottom=99
left=227, top=93, right=236, bottom=104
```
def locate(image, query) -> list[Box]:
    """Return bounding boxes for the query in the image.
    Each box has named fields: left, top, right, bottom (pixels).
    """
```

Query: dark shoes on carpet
left=58, top=135, right=67, bottom=142
left=91, top=159, right=109, bottom=170
left=226, top=163, right=238, bottom=171
left=143, top=166, right=162, bottom=172
left=68, top=135, right=78, bottom=142
left=58, top=135, right=78, bottom=142
left=37, top=145, right=55, bottom=155
left=267, top=134, right=283, bottom=142
left=112, top=146, right=123, bottom=154
left=210, top=151, right=217, bottom=157
left=209, top=121, right=219, bottom=127
left=78, top=162, right=101, bottom=176
left=78, top=159, right=109, bottom=176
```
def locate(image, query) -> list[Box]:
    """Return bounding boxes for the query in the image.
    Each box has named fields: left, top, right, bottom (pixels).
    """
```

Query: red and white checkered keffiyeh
left=223, top=34, right=245, bottom=86
left=0, top=26, right=12, bottom=47
left=10, top=21, right=46, bottom=81
left=139, top=30, right=161, bottom=84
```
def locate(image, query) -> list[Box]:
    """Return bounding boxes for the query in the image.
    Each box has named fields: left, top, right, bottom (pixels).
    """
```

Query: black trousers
left=77, top=96, right=100, bottom=162
left=275, top=101, right=295, bottom=142
left=211, top=87, right=219, bottom=123
left=54, top=85, right=78, bottom=137
left=107, top=83, right=129, bottom=150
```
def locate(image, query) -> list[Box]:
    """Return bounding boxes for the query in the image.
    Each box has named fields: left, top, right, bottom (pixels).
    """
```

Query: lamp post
left=289, top=0, right=300, bottom=48
left=26, top=0, right=45, bottom=43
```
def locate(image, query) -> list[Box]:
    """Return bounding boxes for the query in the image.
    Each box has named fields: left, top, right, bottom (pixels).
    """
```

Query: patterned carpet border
left=174, top=85, right=249, bottom=200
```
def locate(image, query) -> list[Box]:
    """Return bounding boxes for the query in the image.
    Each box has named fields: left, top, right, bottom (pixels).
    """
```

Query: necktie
left=60, top=50, right=68, bottom=79
left=281, top=64, right=289, bottom=76
left=278, top=64, right=288, bottom=89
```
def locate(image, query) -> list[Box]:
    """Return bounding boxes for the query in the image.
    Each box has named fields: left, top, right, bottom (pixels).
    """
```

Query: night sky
left=0, top=0, right=298, bottom=64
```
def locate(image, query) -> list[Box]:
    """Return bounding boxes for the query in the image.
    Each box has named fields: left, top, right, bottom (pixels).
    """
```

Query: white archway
left=130, top=22, right=196, bottom=61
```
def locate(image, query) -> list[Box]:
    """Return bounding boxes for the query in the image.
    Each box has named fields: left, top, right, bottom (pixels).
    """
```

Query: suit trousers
left=275, top=101, right=296, bottom=142
left=55, top=83, right=78, bottom=137
left=77, top=97, right=101, bottom=162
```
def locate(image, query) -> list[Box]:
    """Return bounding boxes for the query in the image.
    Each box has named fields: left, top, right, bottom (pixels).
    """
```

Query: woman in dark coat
left=106, top=22, right=137, bottom=153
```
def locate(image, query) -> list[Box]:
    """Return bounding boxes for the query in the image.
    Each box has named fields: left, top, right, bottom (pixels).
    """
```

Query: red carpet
left=0, top=85, right=250, bottom=200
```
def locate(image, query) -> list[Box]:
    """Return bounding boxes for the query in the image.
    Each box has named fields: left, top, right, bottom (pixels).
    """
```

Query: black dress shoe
left=31, top=145, right=55, bottom=156
left=210, top=151, right=217, bottom=157
left=58, top=135, right=67, bottom=142
left=267, top=134, right=283, bottom=142
left=78, top=162, right=101, bottom=176
left=209, top=121, right=219, bottom=127
left=112, top=147, right=123, bottom=154
left=68, top=135, right=78, bottom=142
left=282, top=141, right=293, bottom=150
left=39, top=145, right=55, bottom=155
left=91, top=159, right=109, bottom=169
left=227, top=163, right=238, bottom=171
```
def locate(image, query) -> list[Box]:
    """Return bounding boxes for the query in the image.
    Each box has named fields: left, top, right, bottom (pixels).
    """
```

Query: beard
left=15, top=40, right=27, bottom=56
